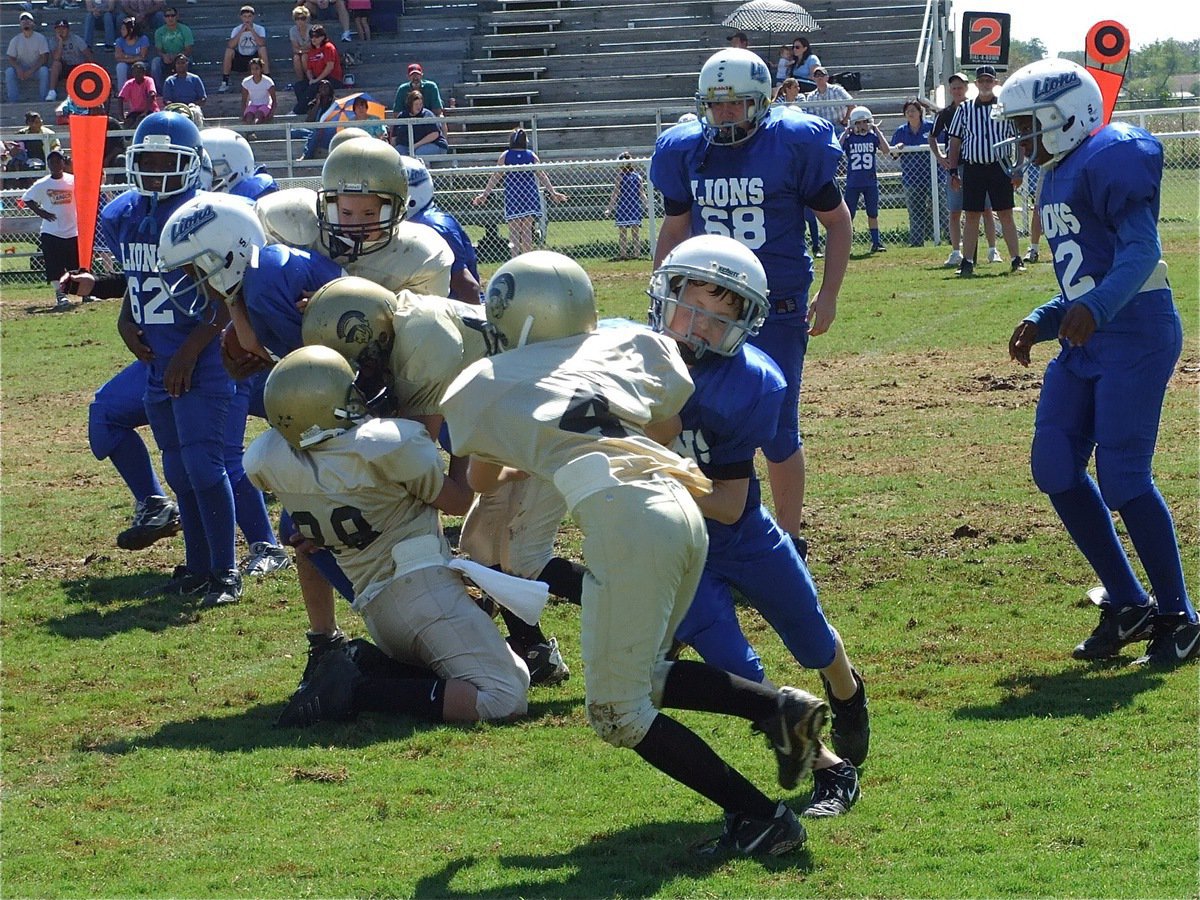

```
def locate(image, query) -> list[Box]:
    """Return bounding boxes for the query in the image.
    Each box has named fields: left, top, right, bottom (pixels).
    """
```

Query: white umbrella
left=722, top=0, right=820, bottom=36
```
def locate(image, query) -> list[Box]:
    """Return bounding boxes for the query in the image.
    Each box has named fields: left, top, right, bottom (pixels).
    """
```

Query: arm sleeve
left=805, top=179, right=842, bottom=212
left=1078, top=205, right=1161, bottom=328
left=1023, top=295, right=1069, bottom=341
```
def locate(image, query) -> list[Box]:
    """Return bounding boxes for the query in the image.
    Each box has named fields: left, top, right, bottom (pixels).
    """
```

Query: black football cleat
left=1131, top=614, right=1200, bottom=668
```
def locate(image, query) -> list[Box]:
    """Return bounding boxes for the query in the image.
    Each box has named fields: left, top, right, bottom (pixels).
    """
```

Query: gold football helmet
left=301, top=275, right=397, bottom=375
left=263, top=345, right=369, bottom=449
left=484, top=251, right=596, bottom=349
left=317, top=138, right=408, bottom=260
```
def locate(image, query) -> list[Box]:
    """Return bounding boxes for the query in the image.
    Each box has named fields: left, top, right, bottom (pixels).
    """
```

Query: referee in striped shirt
left=946, top=65, right=1025, bottom=276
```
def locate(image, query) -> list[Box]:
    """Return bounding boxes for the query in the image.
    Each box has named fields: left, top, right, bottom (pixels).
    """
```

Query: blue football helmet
left=126, top=111, right=204, bottom=198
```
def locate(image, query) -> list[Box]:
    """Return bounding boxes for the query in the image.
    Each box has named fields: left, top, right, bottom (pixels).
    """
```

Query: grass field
left=1, top=227, right=1197, bottom=897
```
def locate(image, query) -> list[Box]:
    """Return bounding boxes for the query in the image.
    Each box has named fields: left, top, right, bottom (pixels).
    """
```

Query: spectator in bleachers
left=150, top=6, right=192, bottom=85
left=296, top=78, right=337, bottom=160
left=4, top=110, right=61, bottom=185
left=47, top=19, right=92, bottom=102
left=219, top=5, right=269, bottom=94
left=289, top=6, right=314, bottom=84
left=349, top=95, right=386, bottom=139
left=117, top=59, right=156, bottom=128
left=471, top=127, right=567, bottom=258
left=113, top=17, right=150, bottom=89
left=727, top=32, right=748, bottom=50
left=774, top=77, right=801, bottom=105
left=20, top=149, right=78, bottom=312
left=392, top=88, right=447, bottom=157
left=777, top=36, right=820, bottom=92
left=304, top=0, right=353, bottom=44
left=890, top=99, right=935, bottom=247
left=161, top=53, right=204, bottom=109
left=804, top=66, right=852, bottom=127
left=120, top=0, right=165, bottom=35
left=240, top=57, right=275, bottom=126
left=394, top=62, right=442, bottom=117
left=348, top=0, right=371, bottom=42
left=293, top=24, right=342, bottom=116
left=84, top=0, right=119, bottom=49
left=6, top=12, right=51, bottom=105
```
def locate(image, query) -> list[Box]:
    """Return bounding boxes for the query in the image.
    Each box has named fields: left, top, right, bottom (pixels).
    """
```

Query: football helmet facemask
left=484, top=251, right=596, bottom=350
left=993, top=58, right=1103, bottom=165
left=157, top=192, right=267, bottom=317
left=127, top=111, right=204, bottom=198
left=317, top=139, right=408, bottom=261
left=648, top=234, right=768, bottom=358
left=199, top=127, right=255, bottom=192
left=695, top=48, right=773, bottom=145
left=264, top=345, right=370, bottom=449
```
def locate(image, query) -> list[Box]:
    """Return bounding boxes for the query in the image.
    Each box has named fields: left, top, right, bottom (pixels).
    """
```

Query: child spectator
left=603, top=151, right=646, bottom=260
left=240, top=57, right=275, bottom=126
left=472, top=127, right=567, bottom=258
left=296, top=78, right=337, bottom=160
left=219, top=5, right=268, bottom=94
left=118, top=60, right=157, bottom=128
left=347, top=0, right=371, bottom=41
left=20, top=149, right=78, bottom=311
left=350, top=95, right=385, bottom=138
left=840, top=105, right=890, bottom=252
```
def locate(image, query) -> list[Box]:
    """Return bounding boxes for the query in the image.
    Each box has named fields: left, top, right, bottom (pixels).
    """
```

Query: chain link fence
left=2, top=127, right=1197, bottom=287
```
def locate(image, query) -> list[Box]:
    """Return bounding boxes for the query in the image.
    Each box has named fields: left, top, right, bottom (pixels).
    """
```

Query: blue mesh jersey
left=241, top=244, right=345, bottom=360
left=842, top=130, right=881, bottom=188
left=411, top=204, right=480, bottom=288
left=229, top=168, right=279, bottom=201
left=650, top=108, right=843, bottom=320
left=100, top=187, right=226, bottom=386
left=676, top=343, right=786, bottom=557
left=1027, top=123, right=1168, bottom=333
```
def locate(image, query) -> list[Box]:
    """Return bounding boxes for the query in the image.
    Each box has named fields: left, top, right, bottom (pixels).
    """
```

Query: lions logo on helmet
left=994, top=58, right=1104, bottom=165
left=648, top=234, right=768, bottom=358
left=695, top=48, right=773, bottom=146
left=157, top=192, right=267, bottom=316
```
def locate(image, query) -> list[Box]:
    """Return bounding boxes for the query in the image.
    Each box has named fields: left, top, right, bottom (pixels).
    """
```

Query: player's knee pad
left=586, top=696, right=658, bottom=749
left=178, top=437, right=228, bottom=493
left=474, top=672, right=529, bottom=721
left=88, top=400, right=134, bottom=460
left=1095, top=447, right=1154, bottom=512
left=1030, top=429, right=1086, bottom=497
left=159, top=446, right=189, bottom=495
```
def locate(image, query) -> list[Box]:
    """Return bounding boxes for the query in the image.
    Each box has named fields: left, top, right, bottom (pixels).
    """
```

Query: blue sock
left=1119, top=488, right=1196, bottom=621
left=108, top=430, right=163, bottom=501
left=174, top=488, right=208, bottom=575
left=870, top=227, right=881, bottom=246
left=232, top=474, right=277, bottom=546
left=1048, top=478, right=1148, bottom=608
left=196, top=477, right=237, bottom=574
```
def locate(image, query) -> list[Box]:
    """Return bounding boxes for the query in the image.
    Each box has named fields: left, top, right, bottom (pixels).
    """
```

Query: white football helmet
left=993, top=57, right=1103, bottom=164
left=157, top=192, right=266, bottom=317
left=695, top=48, right=773, bottom=145
left=264, top=345, right=369, bottom=449
left=848, top=106, right=873, bottom=126
left=485, top=251, right=596, bottom=349
left=398, top=154, right=434, bottom=217
left=648, top=234, right=768, bottom=358
left=199, top=127, right=255, bottom=192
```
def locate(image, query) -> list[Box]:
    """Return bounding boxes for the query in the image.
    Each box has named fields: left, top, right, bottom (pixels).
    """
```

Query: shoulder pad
left=255, top=187, right=319, bottom=248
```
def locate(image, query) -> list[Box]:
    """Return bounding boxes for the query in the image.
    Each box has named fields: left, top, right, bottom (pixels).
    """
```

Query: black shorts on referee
left=961, top=161, right=1014, bottom=213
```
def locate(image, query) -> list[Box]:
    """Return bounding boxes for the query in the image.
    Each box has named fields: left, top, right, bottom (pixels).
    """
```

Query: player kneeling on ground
left=439, top=251, right=830, bottom=857
left=244, top=345, right=533, bottom=725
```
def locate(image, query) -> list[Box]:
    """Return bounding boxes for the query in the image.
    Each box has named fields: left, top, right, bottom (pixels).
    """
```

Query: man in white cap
left=6, top=12, right=51, bottom=103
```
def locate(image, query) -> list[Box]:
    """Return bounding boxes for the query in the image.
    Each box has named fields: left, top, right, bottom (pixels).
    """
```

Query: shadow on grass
left=411, top=823, right=814, bottom=898
left=47, top=574, right=205, bottom=639
left=94, top=696, right=583, bottom=755
left=952, top=661, right=1165, bottom=721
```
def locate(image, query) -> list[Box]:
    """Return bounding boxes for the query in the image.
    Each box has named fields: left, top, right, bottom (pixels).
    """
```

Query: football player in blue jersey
left=102, top=111, right=241, bottom=606
left=1000, top=58, right=1197, bottom=667
left=199, top=127, right=278, bottom=201
left=650, top=234, right=868, bottom=817
left=399, top=154, right=482, bottom=304
left=840, top=106, right=890, bottom=252
left=651, top=47, right=852, bottom=558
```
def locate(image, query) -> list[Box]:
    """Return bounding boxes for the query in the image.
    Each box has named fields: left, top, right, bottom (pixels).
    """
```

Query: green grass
left=1, top=227, right=1197, bottom=897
